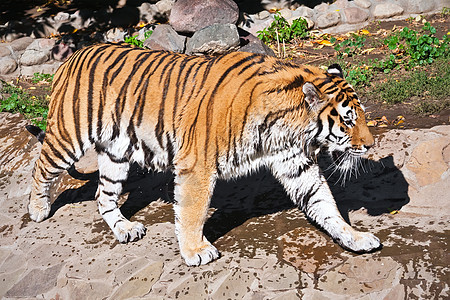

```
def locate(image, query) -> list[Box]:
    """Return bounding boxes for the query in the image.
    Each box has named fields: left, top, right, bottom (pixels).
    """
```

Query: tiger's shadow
left=50, top=155, right=409, bottom=243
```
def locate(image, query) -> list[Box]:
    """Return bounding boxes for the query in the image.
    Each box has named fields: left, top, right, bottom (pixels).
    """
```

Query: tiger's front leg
left=272, top=161, right=381, bottom=253
left=173, top=167, right=220, bottom=266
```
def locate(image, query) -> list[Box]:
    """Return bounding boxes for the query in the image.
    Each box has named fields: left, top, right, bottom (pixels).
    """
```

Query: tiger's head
left=301, top=64, right=374, bottom=179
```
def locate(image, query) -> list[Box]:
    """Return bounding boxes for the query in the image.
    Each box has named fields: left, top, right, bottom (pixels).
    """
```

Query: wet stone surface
left=0, top=112, right=449, bottom=299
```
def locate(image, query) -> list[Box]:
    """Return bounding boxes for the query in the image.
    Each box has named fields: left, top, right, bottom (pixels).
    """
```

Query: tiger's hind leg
left=96, top=149, right=146, bottom=243
left=29, top=141, right=76, bottom=222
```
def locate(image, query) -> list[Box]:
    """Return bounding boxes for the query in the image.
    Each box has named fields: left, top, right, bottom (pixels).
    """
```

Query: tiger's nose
left=361, top=134, right=375, bottom=149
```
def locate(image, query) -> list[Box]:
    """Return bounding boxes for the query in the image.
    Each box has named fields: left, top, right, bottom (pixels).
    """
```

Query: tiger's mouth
left=331, top=148, right=365, bottom=163
left=331, top=150, right=345, bottom=163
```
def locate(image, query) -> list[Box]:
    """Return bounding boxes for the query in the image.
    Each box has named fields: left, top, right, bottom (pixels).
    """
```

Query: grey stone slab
left=6, top=264, right=63, bottom=297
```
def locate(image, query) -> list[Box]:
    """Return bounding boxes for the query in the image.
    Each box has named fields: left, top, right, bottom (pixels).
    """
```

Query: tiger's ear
left=327, top=64, right=344, bottom=78
left=303, top=82, right=323, bottom=112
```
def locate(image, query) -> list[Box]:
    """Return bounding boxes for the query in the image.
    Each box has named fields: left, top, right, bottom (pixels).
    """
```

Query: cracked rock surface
left=0, top=112, right=448, bottom=299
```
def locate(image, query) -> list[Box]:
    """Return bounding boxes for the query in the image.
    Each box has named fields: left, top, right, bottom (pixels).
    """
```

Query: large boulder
left=144, top=24, right=186, bottom=53
left=186, top=23, right=240, bottom=55
left=0, top=57, right=17, bottom=74
left=20, top=39, right=55, bottom=66
left=238, top=28, right=275, bottom=56
left=170, top=0, right=239, bottom=33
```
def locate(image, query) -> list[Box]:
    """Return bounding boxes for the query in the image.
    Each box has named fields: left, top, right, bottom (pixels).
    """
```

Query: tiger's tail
left=26, top=124, right=98, bottom=181
left=26, top=125, right=45, bottom=143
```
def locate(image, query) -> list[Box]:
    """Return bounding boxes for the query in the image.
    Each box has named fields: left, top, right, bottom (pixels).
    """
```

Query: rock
left=211, top=268, right=257, bottom=299
left=402, top=0, right=436, bottom=13
left=136, top=26, right=155, bottom=41
left=186, top=23, right=240, bottom=55
left=143, top=24, right=186, bottom=53
left=278, top=8, right=292, bottom=19
left=279, top=227, right=344, bottom=275
left=10, top=37, right=34, bottom=52
left=287, top=16, right=314, bottom=29
left=154, top=0, right=175, bottom=16
left=0, top=57, right=17, bottom=74
left=20, top=62, right=62, bottom=77
left=30, top=19, right=58, bottom=38
left=316, top=11, right=341, bottom=29
left=239, top=17, right=274, bottom=37
left=344, top=7, right=369, bottom=24
left=0, top=46, right=11, bottom=58
left=170, top=0, right=239, bottom=33
left=26, top=38, right=56, bottom=52
left=373, top=3, right=404, bottom=19
left=354, top=0, right=371, bottom=9
left=20, top=38, right=55, bottom=66
left=405, top=137, right=449, bottom=186
left=20, top=51, right=49, bottom=66
left=138, top=2, right=157, bottom=23
left=71, top=9, right=95, bottom=29
left=295, top=6, right=314, bottom=18
left=53, top=11, right=71, bottom=23
left=5, top=264, right=63, bottom=297
left=104, top=28, right=127, bottom=42
left=317, top=257, right=403, bottom=295
left=334, top=0, right=350, bottom=9
left=384, top=284, right=406, bottom=300
left=256, top=10, right=270, bottom=20
left=238, top=29, right=275, bottom=56
left=314, top=2, right=329, bottom=13
left=110, top=261, right=163, bottom=299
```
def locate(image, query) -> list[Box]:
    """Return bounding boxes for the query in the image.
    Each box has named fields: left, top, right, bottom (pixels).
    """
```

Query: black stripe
left=114, top=219, right=125, bottom=227
left=45, top=139, right=72, bottom=166
left=87, top=53, right=103, bottom=143
left=102, top=190, right=116, bottom=196
left=101, top=208, right=115, bottom=215
left=72, top=46, right=100, bottom=152
left=314, top=77, right=332, bottom=89
left=41, top=150, right=66, bottom=171
left=155, top=57, right=179, bottom=148
left=100, top=175, right=127, bottom=184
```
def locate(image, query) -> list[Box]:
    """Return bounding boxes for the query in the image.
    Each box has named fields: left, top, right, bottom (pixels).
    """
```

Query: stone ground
left=0, top=112, right=449, bottom=299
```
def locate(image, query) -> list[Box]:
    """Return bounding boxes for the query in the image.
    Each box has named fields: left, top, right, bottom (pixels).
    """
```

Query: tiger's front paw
left=338, top=230, right=382, bottom=253
left=114, top=221, right=147, bottom=243
left=181, top=241, right=220, bottom=266
left=28, top=201, right=51, bottom=223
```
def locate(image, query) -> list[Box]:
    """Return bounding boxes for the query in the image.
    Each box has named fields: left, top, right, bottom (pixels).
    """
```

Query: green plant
left=332, top=33, right=366, bottom=57
left=124, top=29, right=153, bottom=48
left=345, top=65, right=373, bottom=88
left=257, top=13, right=309, bottom=43
left=0, top=82, right=49, bottom=129
left=383, top=23, right=449, bottom=67
left=31, top=72, right=54, bottom=83
left=371, top=54, right=399, bottom=73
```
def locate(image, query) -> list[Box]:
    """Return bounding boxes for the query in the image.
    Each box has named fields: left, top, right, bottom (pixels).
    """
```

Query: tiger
left=27, top=43, right=381, bottom=266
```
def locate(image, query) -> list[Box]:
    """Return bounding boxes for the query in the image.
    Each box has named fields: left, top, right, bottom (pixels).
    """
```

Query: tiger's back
left=50, top=44, right=263, bottom=171
left=29, top=43, right=380, bottom=266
